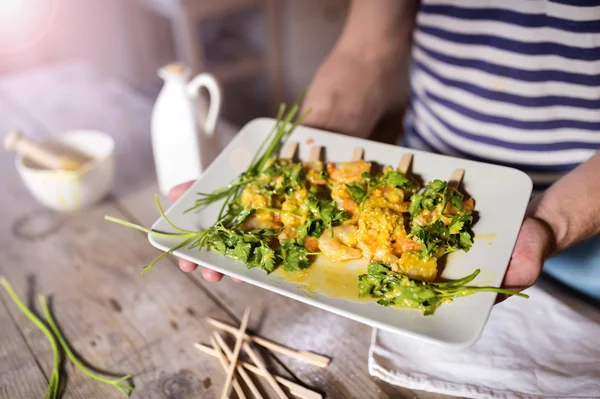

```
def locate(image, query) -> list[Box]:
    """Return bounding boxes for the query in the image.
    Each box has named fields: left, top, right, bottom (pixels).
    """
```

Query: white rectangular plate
left=149, top=118, right=532, bottom=349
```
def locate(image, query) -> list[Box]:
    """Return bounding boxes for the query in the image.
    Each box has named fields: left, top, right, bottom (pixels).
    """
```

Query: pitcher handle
left=187, top=73, right=222, bottom=136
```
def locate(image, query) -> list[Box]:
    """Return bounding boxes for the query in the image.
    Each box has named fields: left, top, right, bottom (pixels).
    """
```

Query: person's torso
left=405, top=0, right=600, bottom=190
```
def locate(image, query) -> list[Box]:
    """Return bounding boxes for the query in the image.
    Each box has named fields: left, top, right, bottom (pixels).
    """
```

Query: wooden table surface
left=0, top=62, right=456, bottom=399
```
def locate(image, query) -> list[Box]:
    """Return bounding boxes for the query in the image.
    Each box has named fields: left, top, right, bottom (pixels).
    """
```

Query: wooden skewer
left=214, top=332, right=264, bottom=399
left=3, top=129, right=83, bottom=171
left=448, top=168, right=465, bottom=189
left=220, top=307, right=251, bottom=399
left=207, top=317, right=330, bottom=368
left=308, top=145, right=321, bottom=163
left=243, top=341, right=288, bottom=399
left=194, top=344, right=323, bottom=399
left=280, top=141, right=298, bottom=160
left=351, top=147, right=363, bottom=162
left=397, top=153, right=413, bottom=175
left=210, top=337, right=247, bottom=399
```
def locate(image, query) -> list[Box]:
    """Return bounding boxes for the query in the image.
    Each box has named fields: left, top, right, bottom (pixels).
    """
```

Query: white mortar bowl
left=15, top=130, right=115, bottom=212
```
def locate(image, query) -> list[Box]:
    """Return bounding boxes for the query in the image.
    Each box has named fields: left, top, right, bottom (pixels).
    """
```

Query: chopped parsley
left=358, top=261, right=528, bottom=316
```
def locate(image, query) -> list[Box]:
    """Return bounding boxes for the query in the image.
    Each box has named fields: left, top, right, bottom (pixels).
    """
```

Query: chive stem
left=40, top=296, right=134, bottom=396
left=0, top=278, right=61, bottom=399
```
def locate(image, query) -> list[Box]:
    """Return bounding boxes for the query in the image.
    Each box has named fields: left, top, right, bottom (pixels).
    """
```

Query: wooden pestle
left=3, top=130, right=83, bottom=171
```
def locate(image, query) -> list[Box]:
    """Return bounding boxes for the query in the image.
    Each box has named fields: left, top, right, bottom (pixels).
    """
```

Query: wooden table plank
left=0, top=93, right=54, bottom=399
left=0, top=297, right=49, bottom=399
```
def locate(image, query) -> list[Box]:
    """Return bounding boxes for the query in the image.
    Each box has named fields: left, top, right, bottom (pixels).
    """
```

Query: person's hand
left=497, top=216, right=554, bottom=302
left=300, top=49, right=398, bottom=138
left=169, top=181, right=241, bottom=283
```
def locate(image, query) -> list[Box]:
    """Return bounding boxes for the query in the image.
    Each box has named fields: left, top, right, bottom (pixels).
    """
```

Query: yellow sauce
left=475, top=233, right=497, bottom=241
left=475, top=233, right=497, bottom=246
left=276, top=255, right=375, bottom=302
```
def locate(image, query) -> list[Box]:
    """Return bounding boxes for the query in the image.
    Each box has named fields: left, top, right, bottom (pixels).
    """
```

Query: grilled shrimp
left=241, top=210, right=282, bottom=231
left=304, top=160, right=327, bottom=185
left=356, top=198, right=409, bottom=271
left=327, top=160, right=371, bottom=184
left=397, top=250, right=438, bottom=282
left=318, top=225, right=362, bottom=262
left=331, top=183, right=360, bottom=218
left=280, top=188, right=308, bottom=228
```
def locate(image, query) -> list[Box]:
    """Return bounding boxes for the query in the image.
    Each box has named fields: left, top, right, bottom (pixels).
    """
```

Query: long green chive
left=0, top=278, right=61, bottom=399
left=39, top=296, right=134, bottom=396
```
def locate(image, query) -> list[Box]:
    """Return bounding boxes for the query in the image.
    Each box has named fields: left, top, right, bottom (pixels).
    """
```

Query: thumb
left=502, top=217, right=554, bottom=291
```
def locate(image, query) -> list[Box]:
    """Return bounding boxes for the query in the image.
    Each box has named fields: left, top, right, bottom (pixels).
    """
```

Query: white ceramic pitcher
left=151, top=63, right=222, bottom=196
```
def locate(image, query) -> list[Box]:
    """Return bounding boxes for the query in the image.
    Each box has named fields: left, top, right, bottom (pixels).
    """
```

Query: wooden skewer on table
left=210, top=336, right=247, bottom=399
left=243, top=341, right=289, bottom=399
left=207, top=317, right=330, bottom=368
left=194, top=343, right=323, bottom=399
left=220, top=307, right=251, bottom=399
left=213, top=332, right=264, bottom=399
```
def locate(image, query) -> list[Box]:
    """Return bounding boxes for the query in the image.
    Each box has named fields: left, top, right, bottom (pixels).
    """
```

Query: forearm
left=529, top=150, right=600, bottom=254
left=301, top=1, right=419, bottom=138
left=335, top=0, right=419, bottom=68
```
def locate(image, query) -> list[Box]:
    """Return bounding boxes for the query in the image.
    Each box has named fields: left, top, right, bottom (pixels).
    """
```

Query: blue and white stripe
left=403, top=0, right=600, bottom=189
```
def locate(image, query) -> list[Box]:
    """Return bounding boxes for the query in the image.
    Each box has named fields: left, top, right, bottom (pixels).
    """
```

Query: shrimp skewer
left=399, top=168, right=470, bottom=281
left=317, top=225, right=362, bottom=262
left=304, top=145, right=328, bottom=185
left=327, top=147, right=370, bottom=219
left=279, top=144, right=324, bottom=248
left=355, top=152, right=438, bottom=279
left=313, top=147, right=368, bottom=262
left=240, top=141, right=300, bottom=231
left=326, top=147, right=370, bottom=184
left=446, top=168, right=474, bottom=212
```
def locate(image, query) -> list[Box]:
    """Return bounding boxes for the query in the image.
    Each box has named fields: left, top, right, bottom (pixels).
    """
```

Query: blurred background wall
left=0, top=0, right=409, bottom=133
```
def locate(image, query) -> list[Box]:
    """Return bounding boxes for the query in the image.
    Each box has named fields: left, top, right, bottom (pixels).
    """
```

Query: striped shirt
left=403, top=0, right=600, bottom=190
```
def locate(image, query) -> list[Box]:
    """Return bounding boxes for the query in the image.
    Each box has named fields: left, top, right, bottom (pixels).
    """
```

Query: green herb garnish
left=279, top=240, right=310, bottom=271
left=305, top=194, right=350, bottom=237
left=407, top=179, right=474, bottom=259
left=345, top=181, right=368, bottom=203
left=0, top=278, right=134, bottom=397
left=0, top=278, right=61, bottom=399
left=40, top=297, right=134, bottom=396
left=358, top=261, right=528, bottom=316
left=186, top=97, right=309, bottom=216
left=346, top=169, right=415, bottom=206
